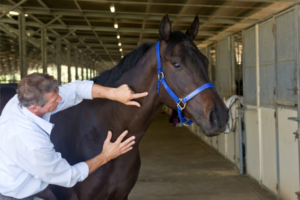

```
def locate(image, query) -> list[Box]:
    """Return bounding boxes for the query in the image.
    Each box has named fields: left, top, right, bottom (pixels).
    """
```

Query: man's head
left=17, top=73, right=62, bottom=117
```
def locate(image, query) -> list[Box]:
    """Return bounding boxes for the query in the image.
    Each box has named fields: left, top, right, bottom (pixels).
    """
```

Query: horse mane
left=93, top=42, right=154, bottom=85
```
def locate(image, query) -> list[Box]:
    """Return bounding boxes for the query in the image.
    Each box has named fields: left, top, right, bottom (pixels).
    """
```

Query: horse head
left=157, top=14, right=228, bottom=136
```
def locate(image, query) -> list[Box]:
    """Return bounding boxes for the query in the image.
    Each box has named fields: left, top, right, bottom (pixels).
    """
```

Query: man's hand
left=112, top=84, right=148, bottom=107
left=85, top=130, right=135, bottom=175
left=92, top=84, right=148, bottom=107
left=102, top=130, right=135, bottom=162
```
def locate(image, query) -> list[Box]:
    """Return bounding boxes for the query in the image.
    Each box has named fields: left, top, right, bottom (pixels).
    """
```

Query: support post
left=86, top=59, right=89, bottom=80
left=81, top=53, right=84, bottom=80
left=13, top=55, right=17, bottom=82
left=41, top=27, right=47, bottom=73
left=18, top=12, right=27, bottom=78
left=75, top=49, right=78, bottom=80
left=67, top=43, right=71, bottom=82
left=90, top=61, right=93, bottom=78
left=56, top=38, right=61, bottom=84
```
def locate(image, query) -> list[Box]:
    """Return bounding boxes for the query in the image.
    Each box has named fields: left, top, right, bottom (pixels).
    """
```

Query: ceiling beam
left=0, top=4, right=260, bottom=21
left=0, top=0, right=27, bottom=19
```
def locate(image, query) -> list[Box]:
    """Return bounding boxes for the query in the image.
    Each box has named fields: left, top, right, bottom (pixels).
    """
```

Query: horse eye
left=173, top=62, right=181, bottom=68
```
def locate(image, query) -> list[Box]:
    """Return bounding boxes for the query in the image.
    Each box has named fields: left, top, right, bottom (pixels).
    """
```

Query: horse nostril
left=209, top=109, right=218, bottom=125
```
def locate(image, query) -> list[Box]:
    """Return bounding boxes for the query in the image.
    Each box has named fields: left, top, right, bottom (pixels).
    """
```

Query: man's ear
left=28, top=105, right=39, bottom=113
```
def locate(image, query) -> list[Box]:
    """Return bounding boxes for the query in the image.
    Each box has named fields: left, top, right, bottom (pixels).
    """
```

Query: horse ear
left=159, top=14, right=172, bottom=41
left=185, top=15, right=199, bottom=40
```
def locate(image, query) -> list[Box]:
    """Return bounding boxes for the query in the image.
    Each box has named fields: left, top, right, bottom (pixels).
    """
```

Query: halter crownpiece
left=156, top=40, right=215, bottom=126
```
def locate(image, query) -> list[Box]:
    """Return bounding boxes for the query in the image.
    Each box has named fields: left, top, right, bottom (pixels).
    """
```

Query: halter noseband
left=156, top=40, right=215, bottom=126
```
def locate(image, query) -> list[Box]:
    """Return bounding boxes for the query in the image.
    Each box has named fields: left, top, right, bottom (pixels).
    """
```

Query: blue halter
left=156, top=40, right=215, bottom=126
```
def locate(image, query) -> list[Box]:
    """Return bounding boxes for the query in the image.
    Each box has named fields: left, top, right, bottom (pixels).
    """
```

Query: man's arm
left=19, top=130, right=135, bottom=187
left=85, top=130, right=134, bottom=175
left=92, top=84, right=148, bottom=107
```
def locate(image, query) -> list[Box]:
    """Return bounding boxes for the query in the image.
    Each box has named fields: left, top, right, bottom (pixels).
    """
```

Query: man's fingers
left=121, top=147, right=133, bottom=154
left=105, top=131, right=112, bottom=143
left=116, top=130, right=129, bottom=143
left=125, top=101, right=141, bottom=107
left=120, top=138, right=135, bottom=148
left=131, top=92, right=148, bottom=99
left=121, top=140, right=135, bottom=150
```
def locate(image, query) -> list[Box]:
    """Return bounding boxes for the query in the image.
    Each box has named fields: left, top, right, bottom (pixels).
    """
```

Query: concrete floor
left=129, top=112, right=277, bottom=200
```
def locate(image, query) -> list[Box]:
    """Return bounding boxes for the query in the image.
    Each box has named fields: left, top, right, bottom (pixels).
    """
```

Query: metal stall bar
left=56, top=38, right=61, bottom=84
left=272, top=15, right=281, bottom=199
left=86, top=58, right=88, bottom=80
left=255, top=24, right=264, bottom=186
left=81, top=53, right=84, bottom=80
left=90, top=59, right=92, bottom=79
left=287, top=4, right=300, bottom=199
left=41, top=27, right=47, bottom=73
left=18, top=12, right=27, bottom=78
left=67, top=43, right=71, bottom=83
left=296, top=5, right=300, bottom=199
left=75, top=49, right=78, bottom=80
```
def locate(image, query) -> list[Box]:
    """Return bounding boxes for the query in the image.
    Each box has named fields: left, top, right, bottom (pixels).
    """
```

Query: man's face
left=39, top=91, right=62, bottom=114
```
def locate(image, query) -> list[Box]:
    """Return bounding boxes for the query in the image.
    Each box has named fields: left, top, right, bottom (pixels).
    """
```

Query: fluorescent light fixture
left=119, top=48, right=122, bottom=52
left=27, top=33, right=30, bottom=36
left=25, top=14, right=28, bottom=17
left=118, top=43, right=121, bottom=46
left=117, top=34, right=120, bottom=39
left=121, top=56, right=123, bottom=58
left=9, top=11, right=19, bottom=15
left=110, top=5, right=115, bottom=13
left=114, top=23, right=118, bottom=29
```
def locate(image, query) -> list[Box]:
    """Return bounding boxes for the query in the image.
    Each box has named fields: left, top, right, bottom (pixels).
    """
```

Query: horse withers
left=0, top=14, right=228, bottom=200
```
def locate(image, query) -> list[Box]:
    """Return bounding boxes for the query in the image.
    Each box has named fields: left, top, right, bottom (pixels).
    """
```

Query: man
left=0, top=73, right=148, bottom=200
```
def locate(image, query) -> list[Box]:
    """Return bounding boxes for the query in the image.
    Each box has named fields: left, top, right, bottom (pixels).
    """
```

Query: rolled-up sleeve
left=20, top=146, right=89, bottom=187
left=51, top=80, right=94, bottom=115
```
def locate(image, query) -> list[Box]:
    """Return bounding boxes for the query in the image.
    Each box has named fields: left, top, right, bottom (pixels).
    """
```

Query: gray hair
left=17, top=73, right=59, bottom=108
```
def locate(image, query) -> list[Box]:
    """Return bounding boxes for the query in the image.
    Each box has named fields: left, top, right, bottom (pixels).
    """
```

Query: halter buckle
left=177, top=98, right=186, bottom=111
left=183, top=122, right=190, bottom=126
left=158, top=72, right=164, bottom=79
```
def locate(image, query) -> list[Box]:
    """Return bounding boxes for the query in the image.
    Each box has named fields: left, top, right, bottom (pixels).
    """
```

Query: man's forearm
left=85, top=152, right=108, bottom=175
left=92, top=84, right=116, bottom=100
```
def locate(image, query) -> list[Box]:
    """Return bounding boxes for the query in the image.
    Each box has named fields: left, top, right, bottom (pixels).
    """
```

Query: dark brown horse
left=0, top=14, right=228, bottom=200
left=0, top=83, right=18, bottom=115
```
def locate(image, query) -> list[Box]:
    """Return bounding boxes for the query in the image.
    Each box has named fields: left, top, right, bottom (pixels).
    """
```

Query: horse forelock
left=93, top=43, right=154, bottom=85
left=166, top=31, right=208, bottom=74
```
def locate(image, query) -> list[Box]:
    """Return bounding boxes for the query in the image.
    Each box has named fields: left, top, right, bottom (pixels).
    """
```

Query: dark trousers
left=0, top=186, right=56, bottom=200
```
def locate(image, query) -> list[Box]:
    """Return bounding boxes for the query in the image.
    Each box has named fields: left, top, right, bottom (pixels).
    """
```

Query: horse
left=0, top=14, right=228, bottom=199
left=0, top=83, right=18, bottom=115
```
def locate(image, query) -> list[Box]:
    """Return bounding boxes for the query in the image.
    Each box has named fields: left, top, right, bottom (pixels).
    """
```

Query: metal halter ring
left=158, top=72, right=164, bottom=79
left=177, top=98, right=186, bottom=111
left=183, top=122, right=190, bottom=126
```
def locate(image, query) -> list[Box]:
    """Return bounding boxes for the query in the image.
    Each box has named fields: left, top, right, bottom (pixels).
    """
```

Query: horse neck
left=104, top=45, right=164, bottom=139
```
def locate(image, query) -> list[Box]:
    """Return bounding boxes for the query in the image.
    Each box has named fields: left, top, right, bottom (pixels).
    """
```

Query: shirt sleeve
left=19, top=144, right=89, bottom=187
left=51, top=80, right=94, bottom=115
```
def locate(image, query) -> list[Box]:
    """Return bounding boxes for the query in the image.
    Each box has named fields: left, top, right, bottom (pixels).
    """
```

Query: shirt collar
left=21, top=106, right=54, bottom=135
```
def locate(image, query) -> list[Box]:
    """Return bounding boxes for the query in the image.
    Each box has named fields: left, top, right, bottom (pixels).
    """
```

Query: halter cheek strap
left=156, top=40, right=215, bottom=126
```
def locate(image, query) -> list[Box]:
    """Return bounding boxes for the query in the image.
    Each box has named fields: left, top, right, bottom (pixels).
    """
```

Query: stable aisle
left=129, top=112, right=276, bottom=200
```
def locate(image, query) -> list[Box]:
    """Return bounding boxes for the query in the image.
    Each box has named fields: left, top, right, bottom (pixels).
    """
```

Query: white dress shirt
left=0, top=80, right=94, bottom=198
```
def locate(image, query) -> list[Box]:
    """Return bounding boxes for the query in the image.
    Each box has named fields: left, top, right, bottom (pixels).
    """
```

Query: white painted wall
left=260, top=107, right=277, bottom=193
left=244, top=105, right=260, bottom=182
left=278, top=108, right=299, bottom=200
